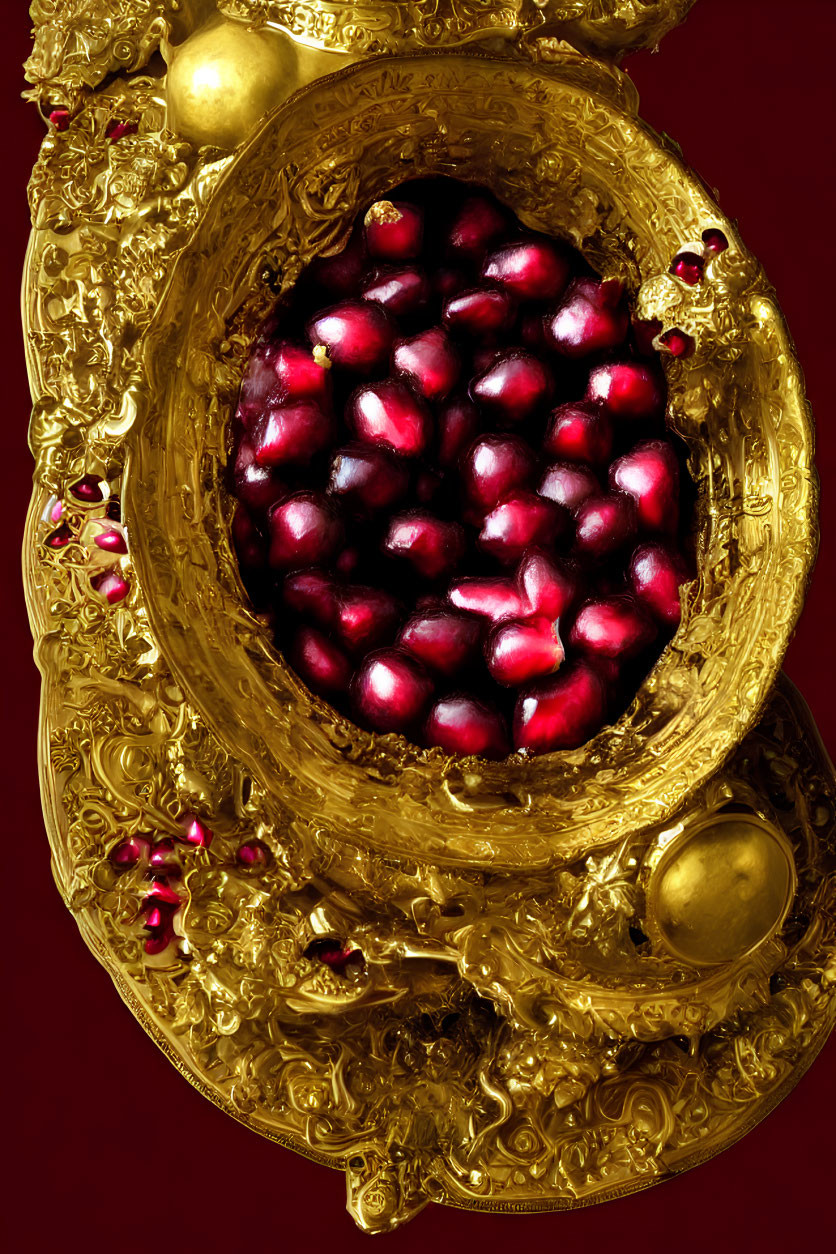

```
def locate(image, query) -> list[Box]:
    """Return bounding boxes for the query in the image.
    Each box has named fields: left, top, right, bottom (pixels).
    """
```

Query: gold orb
left=648, top=814, right=796, bottom=966
left=165, top=19, right=298, bottom=150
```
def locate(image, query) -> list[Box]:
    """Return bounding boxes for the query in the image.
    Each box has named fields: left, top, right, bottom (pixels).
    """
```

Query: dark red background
left=3, top=1, right=834, bottom=1249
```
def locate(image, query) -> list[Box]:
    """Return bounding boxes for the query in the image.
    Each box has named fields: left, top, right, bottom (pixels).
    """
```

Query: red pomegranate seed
left=538, top=462, right=601, bottom=513
left=471, top=344, right=504, bottom=374
left=629, top=541, right=690, bottom=625
left=105, top=118, right=137, bottom=142
left=70, top=475, right=105, bottom=503
left=253, top=401, right=333, bottom=467
left=393, top=326, right=460, bottom=401
left=424, top=695, right=508, bottom=759
left=658, top=328, right=694, bottom=358
left=328, top=442, right=410, bottom=513
left=610, top=439, right=680, bottom=533
left=633, top=317, right=664, bottom=357
left=348, top=379, right=432, bottom=457
left=442, top=286, right=516, bottom=338
left=446, top=195, right=509, bottom=261
left=398, top=609, right=481, bottom=678
left=49, top=108, right=70, bottom=131
left=517, top=549, right=577, bottom=618
left=231, top=440, right=286, bottom=513
left=486, top=616, right=564, bottom=687
left=461, top=434, right=537, bottom=514
left=670, top=252, right=704, bottom=285
left=334, top=585, right=401, bottom=653
left=384, top=511, right=466, bottom=579
left=267, top=492, right=343, bottom=569
left=46, top=524, right=73, bottom=549
left=436, top=395, right=480, bottom=467
left=702, top=228, right=729, bottom=254
left=448, top=577, right=527, bottom=622
left=570, top=596, right=656, bottom=660
left=364, top=200, right=423, bottom=261
left=282, top=569, right=338, bottom=625
left=513, top=662, right=608, bottom=753
left=361, top=266, right=430, bottom=317
left=111, top=837, right=145, bottom=870
left=306, top=300, right=393, bottom=374
left=575, top=493, right=637, bottom=558
left=305, top=225, right=367, bottom=297
left=179, top=815, right=213, bottom=848
left=290, top=626, right=352, bottom=694
left=352, top=648, right=434, bottom=733
left=519, top=312, right=547, bottom=351
left=91, top=570, right=129, bottom=604
left=270, top=341, right=333, bottom=407
left=143, top=881, right=181, bottom=908
left=149, top=840, right=179, bottom=873
left=236, top=841, right=270, bottom=870
left=335, top=547, right=360, bottom=578
left=587, top=361, right=665, bottom=421
left=307, top=938, right=364, bottom=976
left=232, top=505, right=267, bottom=568
left=471, top=350, right=553, bottom=424
left=545, top=277, right=628, bottom=357
left=93, top=526, right=128, bottom=554
left=544, top=401, right=613, bottom=465
left=482, top=239, right=570, bottom=302
left=478, top=492, right=567, bottom=565
left=432, top=266, right=469, bottom=300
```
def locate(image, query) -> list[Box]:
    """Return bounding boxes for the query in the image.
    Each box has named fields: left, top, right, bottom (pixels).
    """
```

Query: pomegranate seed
left=282, top=569, right=338, bottom=625
left=446, top=195, right=509, bottom=261
left=270, top=341, right=333, bottom=407
left=424, top=695, right=508, bottom=759
left=111, top=837, right=145, bottom=870
left=361, top=265, right=431, bottom=316
left=105, top=118, right=137, bottom=141
left=398, top=609, right=481, bottom=678
left=143, top=881, right=181, bottom=908
left=519, top=312, right=547, bottom=351
left=471, top=350, right=553, bottom=424
left=236, top=841, right=270, bottom=870
left=348, top=379, right=432, bottom=457
left=232, top=505, right=267, bottom=569
left=545, top=277, right=628, bottom=357
left=334, top=585, right=401, bottom=653
left=461, top=434, right=537, bottom=514
left=432, top=266, right=468, bottom=300
left=437, top=395, right=480, bottom=467
left=328, top=442, right=410, bottom=513
left=70, top=475, right=105, bottom=503
left=538, top=462, right=601, bottom=513
left=471, top=344, right=504, bottom=374
left=352, top=648, right=434, bottom=733
left=253, top=401, right=334, bottom=467
left=267, top=492, right=343, bottom=569
left=231, top=440, right=286, bottom=513
left=306, top=300, right=393, bottom=374
left=544, top=402, right=613, bottom=465
left=570, top=596, right=656, bottom=660
left=448, top=577, right=527, bottom=622
left=384, top=510, right=466, bottom=579
left=307, top=938, right=364, bottom=976
left=482, top=239, right=570, bottom=302
left=629, top=541, right=690, bottom=625
left=633, top=317, right=664, bottom=357
left=486, top=616, right=564, bottom=687
left=587, top=361, right=665, bottom=421
left=393, top=326, right=460, bottom=401
left=517, top=549, right=577, bottom=618
left=290, top=626, right=352, bottom=694
left=513, top=662, right=608, bottom=753
left=93, top=526, right=128, bottom=554
left=305, top=225, right=367, bottom=298
left=45, top=524, right=73, bottom=549
left=179, top=815, right=213, bottom=848
left=443, top=286, right=516, bottom=337
left=149, top=840, right=179, bottom=873
left=609, top=439, right=680, bottom=533
left=575, top=493, right=637, bottom=558
left=670, top=252, right=704, bottom=285
left=49, top=108, right=70, bottom=131
left=658, top=328, right=694, bottom=358
left=364, top=200, right=423, bottom=261
left=478, top=492, right=567, bottom=565
left=91, top=570, right=129, bottom=604
left=702, top=228, right=729, bottom=254
left=336, top=547, right=360, bottom=578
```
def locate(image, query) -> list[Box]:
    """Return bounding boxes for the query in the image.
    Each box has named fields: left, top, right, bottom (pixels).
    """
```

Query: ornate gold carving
left=22, top=9, right=835, bottom=1235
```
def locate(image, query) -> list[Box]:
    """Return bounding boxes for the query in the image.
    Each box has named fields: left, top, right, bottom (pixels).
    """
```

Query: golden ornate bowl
left=23, top=0, right=836, bottom=1232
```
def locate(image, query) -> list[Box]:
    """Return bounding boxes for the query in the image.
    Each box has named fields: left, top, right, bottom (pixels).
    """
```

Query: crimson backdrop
left=3, top=2, right=834, bottom=1250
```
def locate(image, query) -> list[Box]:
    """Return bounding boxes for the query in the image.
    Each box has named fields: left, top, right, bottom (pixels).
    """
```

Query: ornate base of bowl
left=22, top=1, right=835, bottom=1233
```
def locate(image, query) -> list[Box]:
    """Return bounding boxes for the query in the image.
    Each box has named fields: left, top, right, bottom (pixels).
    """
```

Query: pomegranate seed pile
left=230, top=180, right=693, bottom=759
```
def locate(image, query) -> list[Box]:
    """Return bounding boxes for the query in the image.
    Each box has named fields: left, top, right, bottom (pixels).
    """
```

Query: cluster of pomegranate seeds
left=229, top=179, right=694, bottom=758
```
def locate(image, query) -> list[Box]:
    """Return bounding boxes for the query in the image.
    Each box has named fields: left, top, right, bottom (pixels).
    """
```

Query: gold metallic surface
left=21, top=0, right=836, bottom=1233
